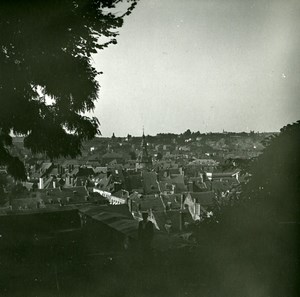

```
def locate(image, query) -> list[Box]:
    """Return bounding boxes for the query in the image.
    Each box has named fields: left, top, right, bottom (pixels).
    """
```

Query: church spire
left=136, top=128, right=152, bottom=170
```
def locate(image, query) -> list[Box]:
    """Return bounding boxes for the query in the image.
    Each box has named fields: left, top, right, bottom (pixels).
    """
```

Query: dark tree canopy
left=222, top=120, right=300, bottom=225
left=243, top=120, right=300, bottom=222
left=0, top=0, right=138, bottom=179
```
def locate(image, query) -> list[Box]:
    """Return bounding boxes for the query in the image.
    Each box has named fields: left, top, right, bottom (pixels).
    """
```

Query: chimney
left=127, top=198, right=133, bottom=213
left=188, top=181, right=193, bottom=192
left=39, top=177, right=44, bottom=190
left=179, top=211, right=184, bottom=231
left=180, top=194, right=184, bottom=210
left=195, top=203, right=201, bottom=217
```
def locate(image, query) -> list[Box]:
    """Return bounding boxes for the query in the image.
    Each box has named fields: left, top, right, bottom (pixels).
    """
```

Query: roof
left=170, top=174, right=187, bottom=192
left=129, top=192, right=142, bottom=200
left=23, top=182, right=34, bottom=191
left=11, top=198, right=41, bottom=211
left=150, top=210, right=193, bottom=233
left=95, top=175, right=113, bottom=192
left=62, top=160, right=86, bottom=166
left=70, top=167, right=95, bottom=177
left=78, top=204, right=138, bottom=238
left=160, top=194, right=182, bottom=210
left=131, top=194, right=165, bottom=212
left=142, top=171, right=159, bottom=194
left=188, top=159, right=219, bottom=166
left=126, top=173, right=143, bottom=191
left=188, top=191, right=215, bottom=206
left=102, top=152, right=123, bottom=159
left=205, top=179, right=239, bottom=193
left=94, top=167, right=108, bottom=174
left=10, top=185, right=107, bottom=211
left=14, top=186, right=98, bottom=209
left=40, top=162, right=53, bottom=173
left=159, top=181, right=174, bottom=192
left=169, top=168, right=181, bottom=175
left=0, top=204, right=78, bottom=216
left=211, top=169, right=240, bottom=178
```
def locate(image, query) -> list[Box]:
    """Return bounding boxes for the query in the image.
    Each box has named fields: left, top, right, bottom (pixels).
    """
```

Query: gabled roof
left=40, top=162, right=53, bottom=173
left=131, top=194, right=165, bottom=212
left=188, top=191, right=215, bottom=206
left=70, top=168, right=80, bottom=176
left=96, top=175, right=113, bottom=192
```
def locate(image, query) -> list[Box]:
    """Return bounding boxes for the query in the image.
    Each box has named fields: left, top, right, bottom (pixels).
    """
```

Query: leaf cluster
left=0, top=0, right=138, bottom=179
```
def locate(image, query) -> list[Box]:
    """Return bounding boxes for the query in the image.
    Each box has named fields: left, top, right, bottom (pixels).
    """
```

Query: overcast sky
left=91, top=0, right=300, bottom=137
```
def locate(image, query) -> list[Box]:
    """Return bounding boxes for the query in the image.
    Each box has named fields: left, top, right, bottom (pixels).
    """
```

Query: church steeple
left=136, top=128, right=152, bottom=170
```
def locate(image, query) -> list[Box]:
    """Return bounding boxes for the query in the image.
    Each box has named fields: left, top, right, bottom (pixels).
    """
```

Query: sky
left=91, top=0, right=300, bottom=137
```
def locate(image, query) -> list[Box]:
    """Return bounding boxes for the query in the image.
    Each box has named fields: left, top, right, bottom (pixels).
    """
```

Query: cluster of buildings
left=0, top=132, right=246, bottom=252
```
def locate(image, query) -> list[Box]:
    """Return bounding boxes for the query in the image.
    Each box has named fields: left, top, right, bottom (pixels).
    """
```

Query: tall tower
left=136, top=131, right=152, bottom=170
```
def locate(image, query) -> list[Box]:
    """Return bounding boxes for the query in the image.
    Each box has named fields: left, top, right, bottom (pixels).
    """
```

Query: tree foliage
left=243, top=120, right=300, bottom=222
left=212, top=121, right=300, bottom=296
left=0, top=0, right=138, bottom=179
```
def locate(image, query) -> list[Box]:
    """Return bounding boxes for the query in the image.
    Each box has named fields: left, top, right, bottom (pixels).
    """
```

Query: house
left=183, top=191, right=216, bottom=220
left=205, top=169, right=240, bottom=182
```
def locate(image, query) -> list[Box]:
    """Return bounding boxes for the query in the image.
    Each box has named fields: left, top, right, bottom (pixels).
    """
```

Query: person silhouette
left=138, top=212, right=154, bottom=253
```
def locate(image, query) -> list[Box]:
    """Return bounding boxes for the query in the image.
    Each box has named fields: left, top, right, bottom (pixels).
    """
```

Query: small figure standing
left=138, top=212, right=154, bottom=253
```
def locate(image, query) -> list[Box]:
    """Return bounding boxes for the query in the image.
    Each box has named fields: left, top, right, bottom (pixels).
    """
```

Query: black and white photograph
left=0, top=0, right=299, bottom=296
